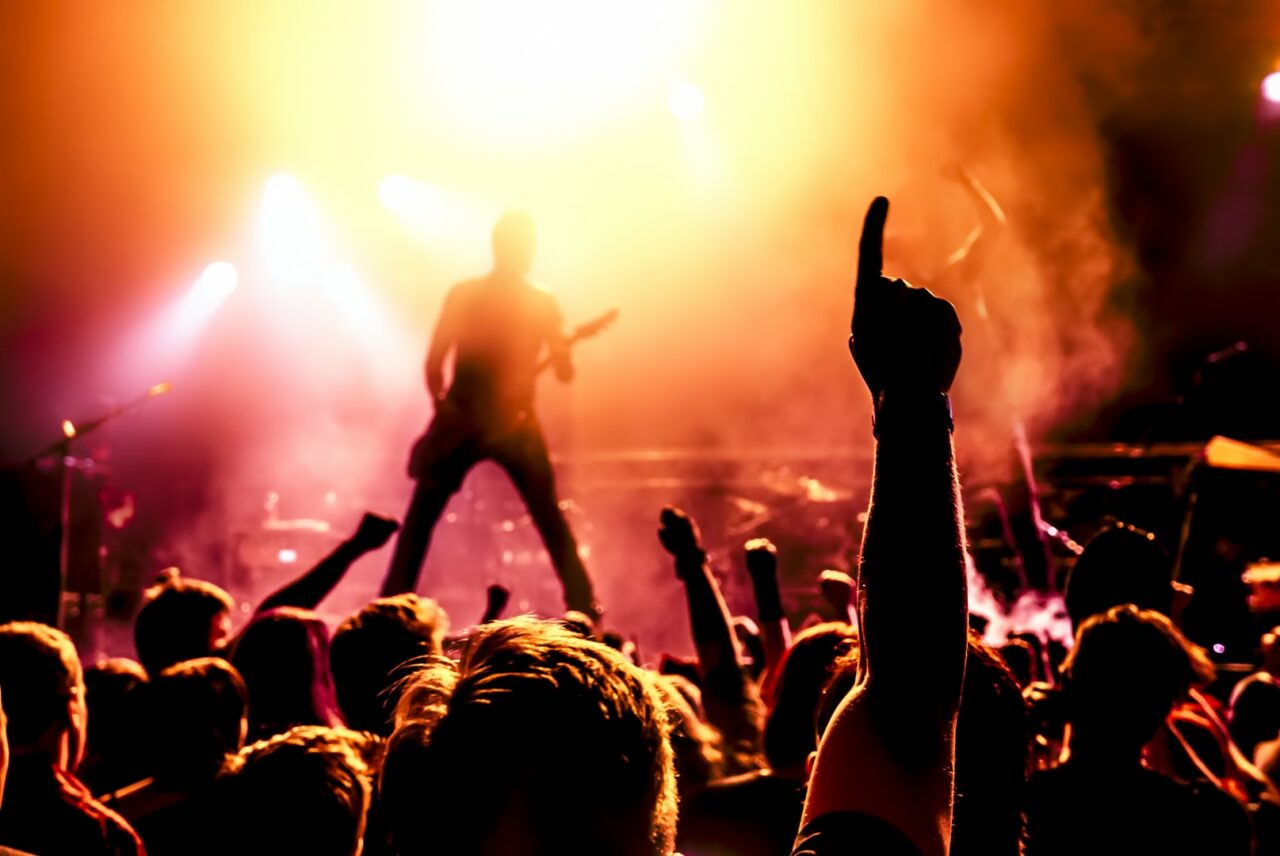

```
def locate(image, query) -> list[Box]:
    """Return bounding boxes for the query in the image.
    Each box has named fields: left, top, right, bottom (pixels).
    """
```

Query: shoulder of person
left=450, top=278, right=487, bottom=299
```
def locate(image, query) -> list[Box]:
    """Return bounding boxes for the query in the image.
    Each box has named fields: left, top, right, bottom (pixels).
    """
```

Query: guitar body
left=407, top=308, right=618, bottom=480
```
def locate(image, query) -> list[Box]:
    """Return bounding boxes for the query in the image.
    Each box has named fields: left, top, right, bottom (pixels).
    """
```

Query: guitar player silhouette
left=381, top=210, right=611, bottom=619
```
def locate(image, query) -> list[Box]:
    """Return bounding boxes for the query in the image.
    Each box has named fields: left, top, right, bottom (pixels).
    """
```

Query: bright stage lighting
left=259, top=173, right=326, bottom=284
left=379, top=175, right=447, bottom=229
left=180, top=262, right=238, bottom=324
left=194, top=261, right=239, bottom=302
left=668, top=81, right=705, bottom=119
left=417, top=1, right=704, bottom=141
left=1264, top=71, right=1280, bottom=104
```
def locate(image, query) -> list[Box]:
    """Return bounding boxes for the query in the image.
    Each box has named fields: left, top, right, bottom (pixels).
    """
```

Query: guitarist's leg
left=381, top=408, right=478, bottom=597
left=493, top=422, right=600, bottom=619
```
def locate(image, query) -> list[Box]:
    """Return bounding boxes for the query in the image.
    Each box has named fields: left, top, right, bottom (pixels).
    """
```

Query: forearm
left=859, top=397, right=967, bottom=713
left=749, top=570, right=791, bottom=673
left=257, top=539, right=364, bottom=614
left=678, top=554, right=741, bottom=676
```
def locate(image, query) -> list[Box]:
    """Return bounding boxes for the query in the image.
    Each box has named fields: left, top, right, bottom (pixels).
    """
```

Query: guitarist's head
left=492, top=209, right=536, bottom=278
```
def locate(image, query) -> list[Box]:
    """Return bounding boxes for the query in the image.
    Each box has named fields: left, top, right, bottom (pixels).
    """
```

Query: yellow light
left=148, top=381, right=173, bottom=398
left=668, top=82, right=704, bottom=119
left=62, top=419, right=76, bottom=439
left=416, top=1, right=703, bottom=142
left=378, top=175, right=448, bottom=228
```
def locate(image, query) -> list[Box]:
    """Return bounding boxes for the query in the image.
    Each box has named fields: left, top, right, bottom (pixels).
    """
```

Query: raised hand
left=744, top=537, right=778, bottom=578
left=483, top=584, right=511, bottom=624
left=658, top=507, right=705, bottom=565
left=819, top=569, right=855, bottom=621
left=850, top=196, right=962, bottom=399
left=350, top=512, right=401, bottom=552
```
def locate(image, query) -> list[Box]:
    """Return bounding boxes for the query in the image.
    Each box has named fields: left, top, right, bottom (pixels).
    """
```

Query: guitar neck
left=533, top=330, right=591, bottom=377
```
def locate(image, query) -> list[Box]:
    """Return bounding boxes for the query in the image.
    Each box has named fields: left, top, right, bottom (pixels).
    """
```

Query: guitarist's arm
left=426, top=288, right=461, bottom=401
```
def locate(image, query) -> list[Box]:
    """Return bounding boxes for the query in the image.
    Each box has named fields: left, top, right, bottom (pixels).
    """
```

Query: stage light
left=259, top=173, right=325, bottom=284
left=668, top=82, right=705, bottom=119
left=417, top=1, right=704, bottom=142
left=278, top=548, right=298, bottom=564
left=378, top=175, right=447, bottom=229
left=194, top=261, right=239, bottom=302
left=62, top=419, right=76, bottom=439
left=1264, top=71, right=1280, bottom=104
left=173, top=262, right=238, bottom=333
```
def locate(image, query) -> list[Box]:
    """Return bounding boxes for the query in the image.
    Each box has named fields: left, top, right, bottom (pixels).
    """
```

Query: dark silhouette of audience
left=104, top=657, right=247, bottom=855
left=79, top=658, right=148, bottom=795
left=1024, top=605, right=1251, bottom=855
left=220, top=725, right=377, bottom=856
left=0, top=622, right=143, bottom=855
left=328, top=593, right=449, bottom=735
left=0, top=194, right=1272, bottom=856
left=230, top=606, right=342, bottom=742
left=381, top=618, right=678, bottom=855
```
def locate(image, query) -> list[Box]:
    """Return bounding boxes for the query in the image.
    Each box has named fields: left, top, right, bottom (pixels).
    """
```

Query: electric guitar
left=408, top=309, right=619, bottom=475
left=534, top=308, right=619, bottom=377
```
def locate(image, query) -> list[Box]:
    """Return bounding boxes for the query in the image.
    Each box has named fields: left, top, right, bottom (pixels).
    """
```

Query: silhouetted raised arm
left=800, top=197, right=967, bottom=856
left=660, top=507, right=764, bottom=754
left=660, top=508, right=740, bottom=676
left=257, top=513, right=399, bottom=614
left=744, top=538, right=792, bottom=676
left=480, top=583, right=510, bottom=624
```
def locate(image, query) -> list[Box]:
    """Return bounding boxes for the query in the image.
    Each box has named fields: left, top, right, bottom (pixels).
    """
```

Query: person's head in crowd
left=1063, top=604, right=1214, bottom=761
left=0, top=622, right=86, bottom=771
left=656, top=674, right=724, bottom=799
left=383, top=618, right=677, bottom=855
left=134, top=570, right=234, bottom=676
left=763, top=622, right=858, bottom=774
left=492, top=209, right=536, bottom=277
left=223, top=725, right=375, bottom=856
left=80, top=658, right=148, bottom=792
left=952, top=634, right=1030, bottom=856
left=329, top=593, right=448, bottom=735
left=998, top=637, right=1037, bottom=688
left=1065, top=523, right=1173, bottom=630
left=143, top=657, right=247, bottom=788
left=232, top=607, right=341, bottom=742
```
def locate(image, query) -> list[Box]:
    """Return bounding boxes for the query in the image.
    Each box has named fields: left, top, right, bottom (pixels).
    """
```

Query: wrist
left=674, top=549, right=708, bottom=578
left=872, top=390, right=953, bottom=437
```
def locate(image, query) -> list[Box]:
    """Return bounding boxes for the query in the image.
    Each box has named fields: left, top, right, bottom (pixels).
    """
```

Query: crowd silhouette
left=2, top=197, right=1277, bottom=855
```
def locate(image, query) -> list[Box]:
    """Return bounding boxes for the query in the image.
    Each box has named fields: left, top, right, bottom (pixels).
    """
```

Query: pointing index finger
left=857, top=196, right=889, bottom=296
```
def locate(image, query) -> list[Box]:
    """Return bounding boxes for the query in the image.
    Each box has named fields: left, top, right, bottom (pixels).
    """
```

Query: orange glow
left=61, top=419, right=76, bottom=439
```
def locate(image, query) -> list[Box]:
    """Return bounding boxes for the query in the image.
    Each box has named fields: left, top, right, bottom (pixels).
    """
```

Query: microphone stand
left=27, top=382, right=171, bottom=630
